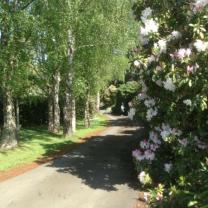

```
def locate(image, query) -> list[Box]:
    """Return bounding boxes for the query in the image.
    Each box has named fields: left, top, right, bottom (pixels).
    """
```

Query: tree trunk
left=48, top=91, right=54, bottom=132
left=71, top=97, right=76, bottom=133
left=96, top=91, right=100, bottom=112
left=84, top=94, right=90, bottom=128
left=63, top=30, right=76, bottom=136
left=63, top=73, right=73, bottom=136
left=0, top=0, right=20, bottom=149
left=1, top=88, right=18, bottom=149
left=52, top=70, right=60, bottom=133
left=15, top=99, right=20, bottom=140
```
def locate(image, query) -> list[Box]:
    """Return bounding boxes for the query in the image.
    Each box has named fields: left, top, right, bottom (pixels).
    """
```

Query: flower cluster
left=179, top=138, right=188, bottom=147
left=170, top=31, right=182, bottom=40
left=173, top=48, right=192, bottom=60
left=154, top=123, right=182, bottom=141
left=194, top=39, right=208, bottom=52
left=137, top=82, right=159, bottom=121
left=134, top=60, right=140, bottom=67
left=132, top=131, right=162, bottom=163
left=193, top=0, right=208, bottom=12
left=146, top=108, right=158, bottom=121
left=164, top=163, right=172, bottom=173
left=187, top=64, right=199, bottom=74
left=163, top=78, right=176, bottom=92
left=154, top=39, right=167, bottom=55
left=139, top=7, right=159, bottom=45
left=183, top=99, right=192, bottom=106
left=138, top=171, right=152, bottom=185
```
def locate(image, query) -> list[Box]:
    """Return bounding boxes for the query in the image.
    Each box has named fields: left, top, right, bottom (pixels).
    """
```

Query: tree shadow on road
left=46, top=117, right=144, bottom=192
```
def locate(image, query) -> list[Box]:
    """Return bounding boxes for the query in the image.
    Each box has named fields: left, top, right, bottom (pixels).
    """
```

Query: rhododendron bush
left=131, top=0, right=208, bottom=207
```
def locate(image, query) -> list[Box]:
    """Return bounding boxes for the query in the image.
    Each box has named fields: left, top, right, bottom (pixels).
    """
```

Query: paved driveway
left=0, top=116, right=142, bottom=208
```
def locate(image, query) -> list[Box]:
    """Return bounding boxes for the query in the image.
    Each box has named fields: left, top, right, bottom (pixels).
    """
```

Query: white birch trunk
left=1, top=87, right=18, bottom=149
left=63, top=30, right=76, bottom=136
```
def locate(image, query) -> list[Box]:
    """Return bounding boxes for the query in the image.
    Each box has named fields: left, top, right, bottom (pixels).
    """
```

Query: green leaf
left=188, top=201, right=198, bottom=207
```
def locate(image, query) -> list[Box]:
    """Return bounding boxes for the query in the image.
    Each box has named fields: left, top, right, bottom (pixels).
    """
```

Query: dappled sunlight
left=47, top=117, right=142, bottom=191
left=0, top=115, right=107, bottom=172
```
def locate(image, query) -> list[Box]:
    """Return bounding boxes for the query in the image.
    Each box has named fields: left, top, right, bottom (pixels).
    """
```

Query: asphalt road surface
left=0, top=115, right=142, bottom=208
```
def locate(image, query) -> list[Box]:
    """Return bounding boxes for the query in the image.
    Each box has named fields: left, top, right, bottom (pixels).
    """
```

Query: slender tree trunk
left=96, top=91, right=100, bottom=112
left=1, top=87, right=18, bottom=149
left=15, top=99, right=20, bottom=140
left=52, top=70, right=60, bottom=133
left=63, top=85, right=72, bottom=136
left=63, top=30, right=76, bottom=136
left=15, top=99, right=20, bottom=128
left=48, top=88, right=54, bottom=132
left=48, top=71, right=60, bottom=134
left=84, top=93, right=90, bottom=128
left=71, top=97, right=76, bottom=132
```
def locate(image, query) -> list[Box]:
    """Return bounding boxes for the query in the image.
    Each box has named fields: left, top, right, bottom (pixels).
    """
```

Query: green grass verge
left=0, top=114, right=107, bottom=172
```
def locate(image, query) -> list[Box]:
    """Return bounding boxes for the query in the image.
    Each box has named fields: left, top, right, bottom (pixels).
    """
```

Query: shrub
left=131, top=1, right=208, bottom=207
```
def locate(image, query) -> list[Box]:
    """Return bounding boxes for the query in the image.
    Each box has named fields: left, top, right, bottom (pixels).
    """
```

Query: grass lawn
left=0, top=114, right=107, bottom=172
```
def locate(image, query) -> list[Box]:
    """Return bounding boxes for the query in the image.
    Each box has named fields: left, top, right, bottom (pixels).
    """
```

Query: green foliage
left=0, top=0, right=137, bottom=132
left=111, top=81, right=139, bottom=114
left=118, top=81, right=139, bottom=98
left=102, top=85, right=118, bottom=108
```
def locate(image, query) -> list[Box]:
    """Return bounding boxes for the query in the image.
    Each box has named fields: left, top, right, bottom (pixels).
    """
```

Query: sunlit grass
left=0, top=114, right=107, bottom=172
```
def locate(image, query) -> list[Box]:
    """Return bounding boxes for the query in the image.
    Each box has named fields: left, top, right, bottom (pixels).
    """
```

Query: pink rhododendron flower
left=140, top=140, right=150, bottom=149
left=132, top=149, right=144, bottom=161
left=179, top=138, right=188, bottom=147
left=174, top=48, right=192, bottom=59
left=156, top=192, right=163, bottom=201
left=150, top=131, right=161, bottom=145
left=193, top=0, right=208, bottom=12
left=150, top=144, right=159, bottom=151
left=144, top=150, right=155, bottom=161
left=187, top=65, right=194, bottom=74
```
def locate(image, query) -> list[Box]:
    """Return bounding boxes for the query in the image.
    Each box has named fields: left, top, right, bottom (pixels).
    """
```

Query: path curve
left=0, top=115, right=142, bottom=208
